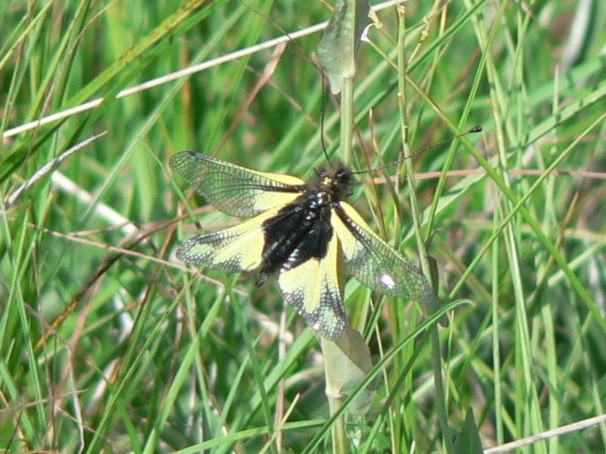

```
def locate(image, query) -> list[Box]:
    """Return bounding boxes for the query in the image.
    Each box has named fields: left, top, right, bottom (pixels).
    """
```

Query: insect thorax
left=256, top=164, right=354, bottom=280
left=310, top=162, right=355, bottom=204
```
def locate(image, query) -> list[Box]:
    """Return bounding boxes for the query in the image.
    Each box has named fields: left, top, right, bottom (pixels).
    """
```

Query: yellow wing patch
left=248, top=169, right=305, bottom=186
left=278, top=233, right=345, bottom=340
left=252, top=190, right=301, bottom=213
left=334, top=202, right=438, bottom=310
left=177, top=207, right=281, bottom=272
left=332, top=202, right=364, bottom=260
left=222, top=165, right=304, bottom=212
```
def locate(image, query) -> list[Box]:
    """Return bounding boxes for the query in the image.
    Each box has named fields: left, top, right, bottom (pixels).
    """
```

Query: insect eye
left=336, top=169, right=352, bottom=184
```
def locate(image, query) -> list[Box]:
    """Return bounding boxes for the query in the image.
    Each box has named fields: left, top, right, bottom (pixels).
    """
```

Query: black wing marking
left=170, top=151, right=306, bottom=218
left=333, top=202, right=442, bottom=313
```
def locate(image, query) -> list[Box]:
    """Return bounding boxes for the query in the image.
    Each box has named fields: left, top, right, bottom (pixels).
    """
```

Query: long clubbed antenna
left=351, top=126, right=482, bottom=176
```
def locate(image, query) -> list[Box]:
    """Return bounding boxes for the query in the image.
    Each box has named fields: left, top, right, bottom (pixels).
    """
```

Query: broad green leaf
left=323, top=326, right=375, bottom=416
left=317, top=0, right=370, bottom=94
left=452, top=408, right=484, bottom=454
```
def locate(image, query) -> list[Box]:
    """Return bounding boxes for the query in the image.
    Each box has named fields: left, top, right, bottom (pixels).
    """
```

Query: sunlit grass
left=1, top=1, right=605, bottom=453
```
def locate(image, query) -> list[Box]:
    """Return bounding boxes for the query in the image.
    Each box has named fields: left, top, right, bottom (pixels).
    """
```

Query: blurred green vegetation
left=1, top=0, right=605, bottom=452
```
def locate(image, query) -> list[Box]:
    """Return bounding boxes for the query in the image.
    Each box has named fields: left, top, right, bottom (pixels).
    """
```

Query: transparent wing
left=176, top=208, right=280, bottom=272
left=333, top=202, right=440, bottom=311
left=170, top=151, right=305, bottom=218
left=278, top=232, right=346, bottom=340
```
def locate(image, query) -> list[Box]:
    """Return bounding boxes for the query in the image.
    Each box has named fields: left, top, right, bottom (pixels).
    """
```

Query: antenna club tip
left=469, top=126, right=483, bottom=133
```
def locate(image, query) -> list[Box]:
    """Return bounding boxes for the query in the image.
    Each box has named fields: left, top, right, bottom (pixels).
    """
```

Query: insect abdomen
left=259, top=194, right=333, bottom=278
